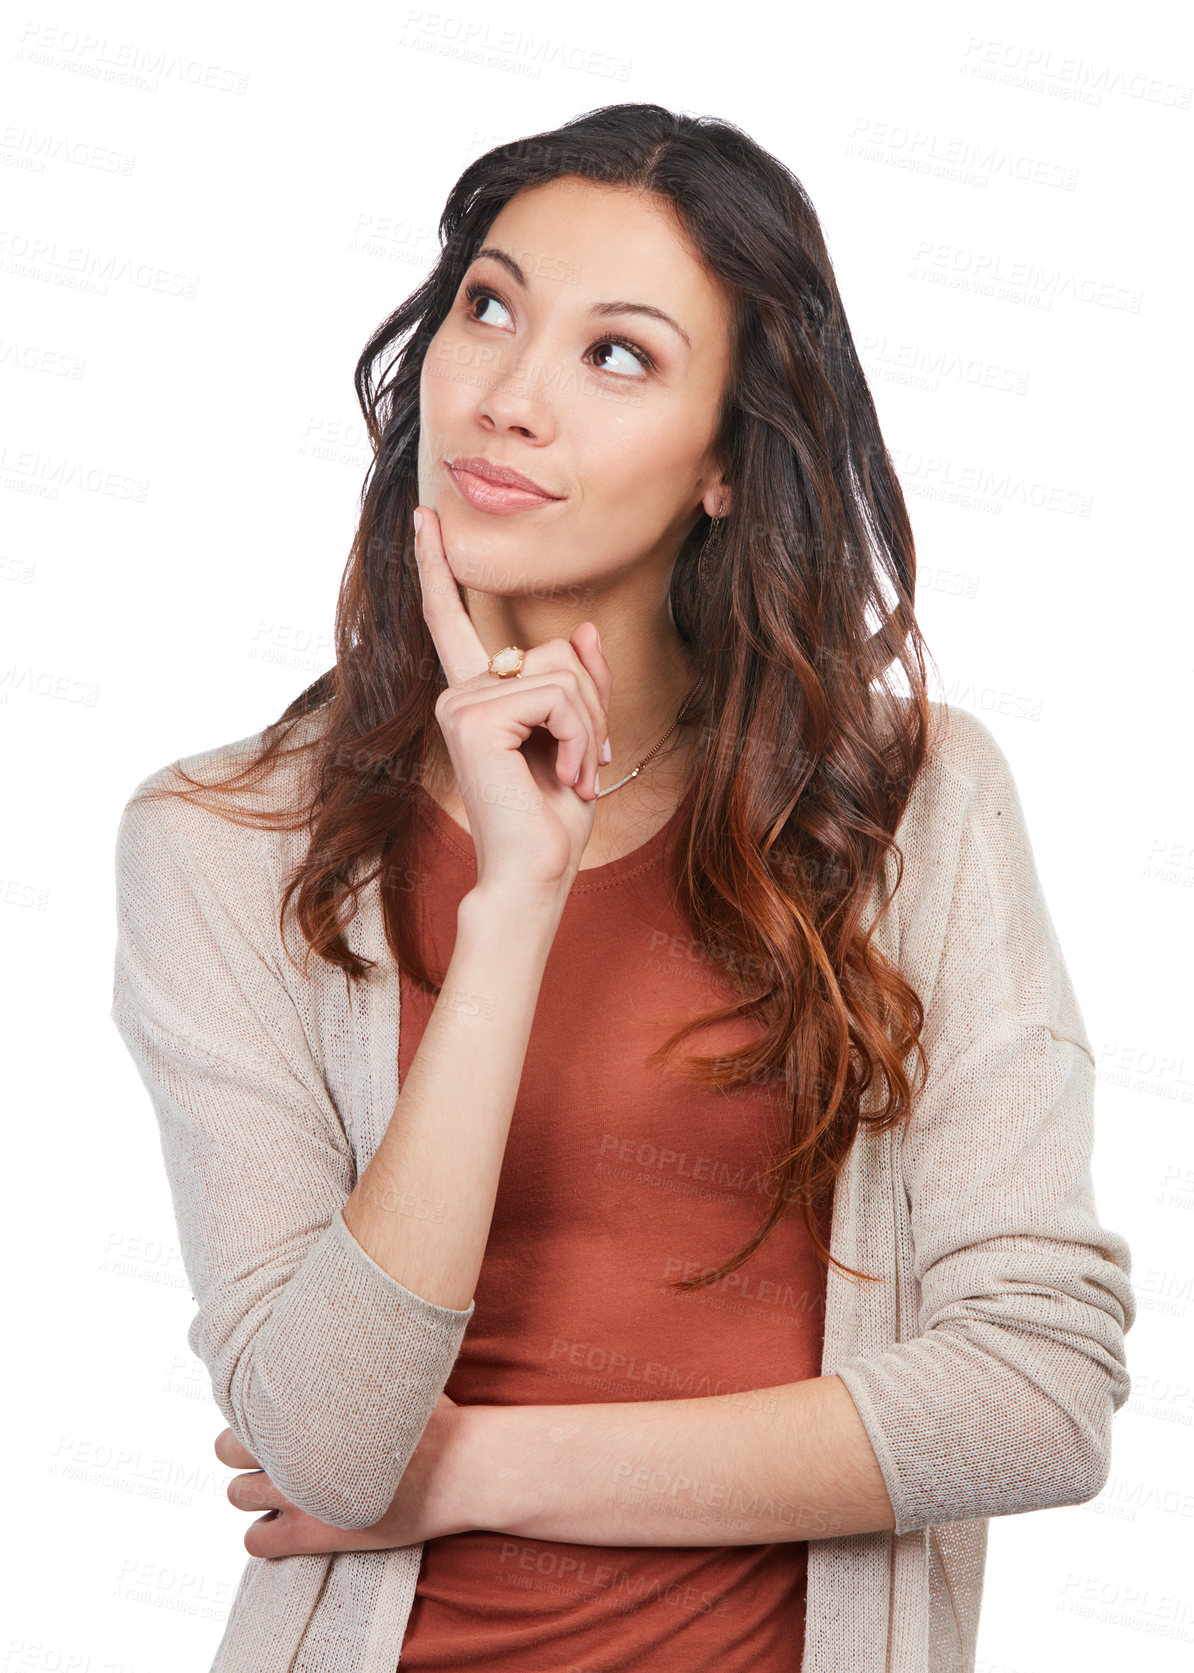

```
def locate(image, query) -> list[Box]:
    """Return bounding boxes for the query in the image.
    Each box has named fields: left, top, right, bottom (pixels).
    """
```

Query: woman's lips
left=446, top=463, right=564, bottom=515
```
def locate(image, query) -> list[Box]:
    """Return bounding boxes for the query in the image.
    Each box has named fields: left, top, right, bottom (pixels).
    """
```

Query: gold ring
left=488, top=646, right=526, bottom=679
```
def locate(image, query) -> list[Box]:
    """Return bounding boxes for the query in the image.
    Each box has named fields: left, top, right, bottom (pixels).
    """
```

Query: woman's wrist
left=458, top=878, right=570, bottom=937
left=447, top=1402, right=521, bottom=1535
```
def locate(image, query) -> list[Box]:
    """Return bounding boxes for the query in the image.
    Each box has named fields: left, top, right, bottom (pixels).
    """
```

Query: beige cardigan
left=109, top=700, right=1134, bottom=1672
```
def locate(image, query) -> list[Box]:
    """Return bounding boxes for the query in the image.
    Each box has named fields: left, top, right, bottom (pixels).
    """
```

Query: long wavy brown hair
left=137, top=102, right=945, bottom=1293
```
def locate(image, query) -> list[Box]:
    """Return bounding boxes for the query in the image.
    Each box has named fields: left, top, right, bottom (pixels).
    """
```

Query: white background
left=3, top=0, right=1190, bottom=1667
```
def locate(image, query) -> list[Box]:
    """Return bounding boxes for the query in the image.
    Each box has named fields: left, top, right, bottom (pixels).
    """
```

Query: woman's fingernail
left=413, top=509, right=423, bottom=533
left=594, top=772, right=601, bottom=795
left=596, top=628, right=602, bottom=652
left=601, top=737, right=612, bottom=764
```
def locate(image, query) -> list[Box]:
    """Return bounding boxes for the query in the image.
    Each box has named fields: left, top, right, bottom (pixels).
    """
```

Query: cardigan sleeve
left=832, top=714, right=1135, bottom=1535
left=109, top=776, right=475, bottom=1531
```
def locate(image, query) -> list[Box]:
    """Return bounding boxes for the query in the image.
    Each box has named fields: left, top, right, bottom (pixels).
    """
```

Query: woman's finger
left=242, top=1502, right=370, bottom=1561
left=568, top=622, right=612, bottom=763
left=439, top=675, right=598, bottom=798
left=214, top=1427, right=260, bottom=1469
left=412, top=505, right=490, bottom=685
left=515, top=631, right=608, bottom=792
left=434, top=659, right=603, bottom=796
left=226, top=1468, right=290, bottom=1515
left=243, top=1507, right=318, bottom=1561
left=244, top=1510, right=289, bottom=1559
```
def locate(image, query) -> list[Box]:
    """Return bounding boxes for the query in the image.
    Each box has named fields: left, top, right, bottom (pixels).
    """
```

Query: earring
left=696, top=508, right=726, bottom=589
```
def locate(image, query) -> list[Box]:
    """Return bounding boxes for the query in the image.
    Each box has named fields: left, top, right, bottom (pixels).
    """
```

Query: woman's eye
left=468, top=289, right=510, bottom=328
left=462, top=281, right=652, bottom=379
left=589, top=340, right=650, bottom=379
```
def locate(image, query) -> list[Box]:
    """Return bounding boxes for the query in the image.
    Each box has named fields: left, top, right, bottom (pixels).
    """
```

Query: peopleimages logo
left=846, top=117, right=1079, bottom=190
left=14, top=22, right=251, bottom=94
left=908, top=241, right=1143, bottom=314
left=0, top=231, right=200, bottom=300
left=959, top=36, right=1192, bottom=110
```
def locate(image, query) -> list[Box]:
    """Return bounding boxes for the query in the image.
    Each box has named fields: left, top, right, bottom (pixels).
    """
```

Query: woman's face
left=417, top=177, right=733, bottom=605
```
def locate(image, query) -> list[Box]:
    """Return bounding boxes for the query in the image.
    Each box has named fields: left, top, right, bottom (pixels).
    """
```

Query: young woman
left=110, top=104, right=1134, bottom=1672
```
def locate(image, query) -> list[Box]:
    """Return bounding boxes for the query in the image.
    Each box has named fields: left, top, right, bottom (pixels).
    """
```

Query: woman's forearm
left=453, top=1375, right=895, bottom=1545
left=342, top=880, right=565, bottom=1312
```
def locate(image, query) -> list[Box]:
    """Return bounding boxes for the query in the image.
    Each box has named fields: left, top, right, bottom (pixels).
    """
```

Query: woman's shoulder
left=887, top=699, right=1065, bottom=991
left=114, top=705, right=331, bottom=874
left=902, top=699, right=1023, bottom=842
left=882, top=698, right=1037, bottom=942
left=922, top=698, right=1012, bottom=793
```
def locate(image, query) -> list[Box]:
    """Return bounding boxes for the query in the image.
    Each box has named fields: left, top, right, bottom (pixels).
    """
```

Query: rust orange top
left=396, top=780, right=831, bottom=1671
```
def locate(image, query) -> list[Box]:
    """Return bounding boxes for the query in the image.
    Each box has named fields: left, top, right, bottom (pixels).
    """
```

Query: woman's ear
left=702, top=480, right=731, bottom=519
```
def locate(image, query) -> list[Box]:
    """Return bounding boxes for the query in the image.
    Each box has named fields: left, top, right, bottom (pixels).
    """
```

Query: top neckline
left=411, top=779, right=695, bottom=894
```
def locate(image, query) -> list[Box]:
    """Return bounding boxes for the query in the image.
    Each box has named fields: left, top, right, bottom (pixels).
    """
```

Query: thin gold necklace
left=596, top=677, right=703, bottom=798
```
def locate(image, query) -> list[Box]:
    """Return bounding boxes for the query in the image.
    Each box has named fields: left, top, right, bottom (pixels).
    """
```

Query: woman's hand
left=412, top=503, right=612, bottom=894
left=214, top=1394, right=475, bottom=1559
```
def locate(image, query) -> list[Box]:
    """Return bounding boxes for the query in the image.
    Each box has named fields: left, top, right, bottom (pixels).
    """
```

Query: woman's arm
left=349, top=505, right=607, bottom=1313
left=216, top=1377, right=894, bottom=1557
left=117, top=530, right=610, bottom=1536
left=451, top=1374, right=895, bottom=1545
left=826, top=711, right=1135, bottom=1536
left=116, top=783, right=575, bottom=1535
left=111, top=784, right=481, bottom=1534
left=343, top=880, right=565, bottom=1313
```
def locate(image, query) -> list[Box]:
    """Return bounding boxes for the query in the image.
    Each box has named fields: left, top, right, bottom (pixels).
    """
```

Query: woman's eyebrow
left=474, top=244, right=692, bottom=351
